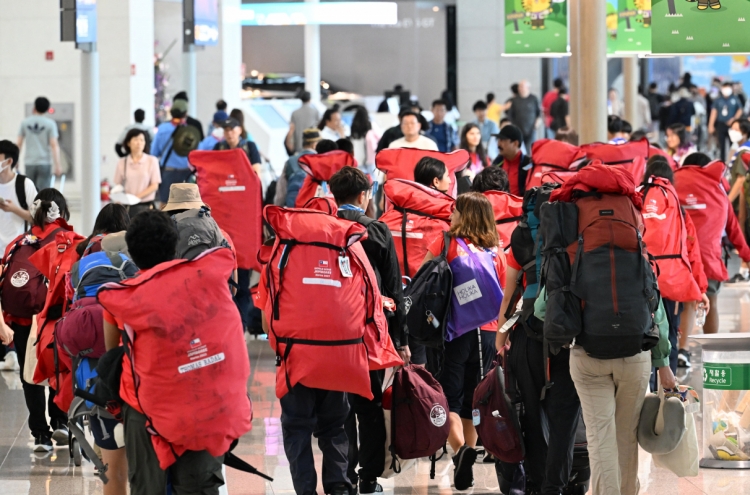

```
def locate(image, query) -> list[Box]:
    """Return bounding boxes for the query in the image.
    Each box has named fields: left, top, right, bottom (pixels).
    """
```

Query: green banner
left=504, top=0, right=569, bottom=56
left=651, top=0, right=750, bottom=54
left=615, top=0, right=652, bottom=53
left=607, top=0, right=618, bottom=55
left=703, top=363, right=750, bottom=390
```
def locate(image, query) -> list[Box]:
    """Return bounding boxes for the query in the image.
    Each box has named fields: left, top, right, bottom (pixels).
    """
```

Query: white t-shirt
left=388, top=135, right=439, bottom=151
left=0, top=174, right=37, bottom=254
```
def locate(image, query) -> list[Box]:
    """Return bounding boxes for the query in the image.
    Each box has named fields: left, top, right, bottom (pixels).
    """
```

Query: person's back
left=291, top=96, right=321, bottom=152
left=18, top=97, right=60, bottom=191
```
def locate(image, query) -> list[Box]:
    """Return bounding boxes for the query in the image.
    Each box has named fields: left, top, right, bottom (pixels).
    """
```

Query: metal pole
left=568, top=0, right=580, bottom=133
left=183, top=44, right=198, bottom=116
left=304, top=0, right=321, bottom=102
left=578, top=0, right=608, bottom=144
left=624, top=57, right=639, bottom=128
left=80, top=43, right=101, bottom=233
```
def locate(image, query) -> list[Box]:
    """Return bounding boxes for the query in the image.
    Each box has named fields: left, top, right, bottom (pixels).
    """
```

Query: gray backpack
left=172, top=206, right=227, bottom=260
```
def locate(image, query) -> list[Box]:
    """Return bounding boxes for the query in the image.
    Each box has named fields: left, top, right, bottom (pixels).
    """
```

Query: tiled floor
left=3, top=285, right=750, bottom=494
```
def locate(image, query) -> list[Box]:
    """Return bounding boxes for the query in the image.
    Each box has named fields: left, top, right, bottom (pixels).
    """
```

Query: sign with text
left=503, top=0, right=569, bottom=56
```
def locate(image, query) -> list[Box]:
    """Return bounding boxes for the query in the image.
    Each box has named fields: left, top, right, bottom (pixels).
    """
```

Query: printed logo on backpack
left=10, top=269, right=30, bottom=287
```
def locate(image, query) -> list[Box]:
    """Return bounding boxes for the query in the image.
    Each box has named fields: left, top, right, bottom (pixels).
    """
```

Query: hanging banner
left=615, top=0, right=652, bottom=53
left=503, top=0, right=569, bottom=56
left=651, top=0, right=750, bottom=55
left=607, top=0, right=618, bottom=55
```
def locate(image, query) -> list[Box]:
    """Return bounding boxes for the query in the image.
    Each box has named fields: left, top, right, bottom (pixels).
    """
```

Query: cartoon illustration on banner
left=504, top=0, right=568, bottom=55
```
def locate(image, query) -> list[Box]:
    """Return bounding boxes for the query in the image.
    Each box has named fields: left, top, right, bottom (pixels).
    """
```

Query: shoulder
left=23, top=176, right=38, bottom=196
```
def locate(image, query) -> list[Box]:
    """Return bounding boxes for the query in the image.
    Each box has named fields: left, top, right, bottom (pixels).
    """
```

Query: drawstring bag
left=637, top=373, right=686, bottom=455
left=652, top=388, right=700, bottom=477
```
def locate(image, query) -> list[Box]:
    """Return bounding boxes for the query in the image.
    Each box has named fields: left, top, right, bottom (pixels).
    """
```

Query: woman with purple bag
left=421, top=192, right=505, bottom=491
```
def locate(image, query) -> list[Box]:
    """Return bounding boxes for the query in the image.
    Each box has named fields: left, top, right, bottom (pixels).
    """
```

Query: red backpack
left=375, top=148, right=469, bottom=198
left=581, top=138, right=650, bottom=184
left=261, top=206, right=402, bottom=399
left=525, top=139, right=586, bottom=190
left=473, top=358, right=524, bottom=464
left=483, top=191, right=524, bottom=250
left=295, top=150, right=356, bottom=208
left=641, top=177, right=702, bottom=302
left=0, top=229, right=61, bottom=318
left=389, top=365, right=450, bottom=470
left=379, top=179, right=455, bottom=278
left=97, top=248, right=252, bottom=469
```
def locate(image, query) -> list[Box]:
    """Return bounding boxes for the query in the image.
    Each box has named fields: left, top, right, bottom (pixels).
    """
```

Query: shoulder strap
left=15, top=174, right=28, bottom=210
left=159, top=125, right=180, bottom=169
left=440, top=231, right=450, bottom=259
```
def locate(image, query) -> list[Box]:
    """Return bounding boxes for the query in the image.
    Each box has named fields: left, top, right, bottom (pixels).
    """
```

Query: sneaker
left=33, top=435, right=53, bottom=453
left=52, top=425, right=69, bottom=446
left=678, top=349, right=692, bottom=369
left=452, top=445, right=478, bottom=491
left=726, top=272, right=750, bottom=286
left=0, top=351, right=20, bottom=372
left=359, top=479, right=382, bottom=494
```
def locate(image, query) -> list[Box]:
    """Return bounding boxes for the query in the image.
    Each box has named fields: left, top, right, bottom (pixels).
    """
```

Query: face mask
left=729, top=129, right=744, bottom=144
left=0, top=159, right=9, bottom=173
left=722, top=88, right=733, bottom=97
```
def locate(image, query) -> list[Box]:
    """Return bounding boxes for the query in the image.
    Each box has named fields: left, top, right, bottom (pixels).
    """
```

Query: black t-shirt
left=550, top=97, right=569, bottom=132
left=214, top=139, right=261, bottom=165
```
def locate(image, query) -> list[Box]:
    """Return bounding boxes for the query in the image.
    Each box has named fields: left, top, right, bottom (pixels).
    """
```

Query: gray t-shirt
left=290, top=103, right=320, bottom=152
left=18, top=115, right=59, bottom=166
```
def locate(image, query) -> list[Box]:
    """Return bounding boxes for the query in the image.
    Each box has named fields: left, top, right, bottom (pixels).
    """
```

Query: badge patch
left=10, top=270, right=30, bottom=288
left=430, top=404, right=447, bottom=427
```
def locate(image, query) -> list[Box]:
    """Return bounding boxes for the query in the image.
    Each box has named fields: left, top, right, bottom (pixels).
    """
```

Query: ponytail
left=31, top=188, right=70, bottom=228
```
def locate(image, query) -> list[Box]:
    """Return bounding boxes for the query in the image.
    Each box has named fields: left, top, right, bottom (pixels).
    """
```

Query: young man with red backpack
left=328, top=167, right=410, bottom=494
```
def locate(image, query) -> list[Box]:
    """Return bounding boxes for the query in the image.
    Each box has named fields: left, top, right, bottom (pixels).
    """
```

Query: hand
left=398, top=345, right=411, bottom=366
left=708, top=125, right=715, bottom=135
left=0, top=323, right=13, bottom=345
left=659, top=366, right=677, bottom=390
left=701, top=293, right=710, bottom=314
left=54, top=167, right=62, bottom=177
left=0, top=199, right=23, bottom=217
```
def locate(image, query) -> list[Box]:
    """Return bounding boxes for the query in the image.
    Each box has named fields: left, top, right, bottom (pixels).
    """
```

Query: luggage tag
left=426, top=310, right=440, bottom=329
left=339, top=254, right=353, bottom=278
left=472, top=409, right=481, bottom=426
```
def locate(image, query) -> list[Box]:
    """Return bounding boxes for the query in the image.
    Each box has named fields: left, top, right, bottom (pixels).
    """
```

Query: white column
left=568, top=0, right=579, bottom=133
left=183, top=45, right=198, bottom=116
left=81, top=44, right=101, bottom=233
left=221, top=0, right=243, bottom=111
left=578, top=0, right=607, bottom=144
left=130, top=0, right=156, bottom=125
left=304, top=0, right=321, bottom=102
left=623, top=57, right=639, bottom=128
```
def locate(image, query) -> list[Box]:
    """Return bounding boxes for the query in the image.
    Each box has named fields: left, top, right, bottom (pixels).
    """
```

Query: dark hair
left=316, top=139, right=338, bottom=154
left=440, top=90, right=455, bottom=110
left=0, top=140, right=20, bottom=168
left=399, top=110, right=421, bottom=123
left=621, top=120, right=633, bottom=135
left=76, top=204, right=131, bottom=256
left=554, top=78, right=565, bottom=90
left=667, top=123, right=688, bottom=147
left=318, top=108, right=340, bottom=130
left=722, top=81, right=733, bottom=88
left=34, top=97, right=50, bottom=114
left=486, top=93, right=495, bottom=103
left=471, top=166, right=509, bottom=193
left=510, top=84, right=519, bottom=96
left=630, top=130, right=648, bottom=142
left=558, top=86, right=568, bottom=96
left=500, top=117, right=511, bottom=126
left=174, top=91, right=188, bottom=101
left=229, top=109, right=247, bottom=139
left=32, top=188, right=70, bottom=228
left=736, top=119, right=750, bottom=138
left=299, top=91, right=311, bottom=103
left=643, top=156, right=674, bottom=185
left=682, top=152, right=712, bottom=167
left=432, top=99, right=447, bottom=109
left=336, top=138, right=354, bottom=156
left=555, top=127, right=579, bottom=145
left=216, top=99, right=227, bottom=111
left=472, top=100, right=488, bottom=112
left=414, top=157, right=447, bottom=188
left=460, top=123, right=488, bottom=167
left=649, top=82, right=658, bottom=91
left=329, top=167, right=371, bottom=205
left=350, top=106, right=372, bottom=139
left=134, top=109, right=145, bottom=123
left=125, top=210, right=178, bottom=269
left=607, top=115, right=623, bottom=135
left=123, top=128, right=149, bottom=155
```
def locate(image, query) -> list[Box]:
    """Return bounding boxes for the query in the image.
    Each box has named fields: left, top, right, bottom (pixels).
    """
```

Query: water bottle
left=695, top=303, right=707, bottom=328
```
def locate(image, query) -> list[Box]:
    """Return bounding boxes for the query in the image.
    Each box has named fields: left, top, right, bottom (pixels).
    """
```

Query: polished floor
left=3, top=287, right=750, bottom=494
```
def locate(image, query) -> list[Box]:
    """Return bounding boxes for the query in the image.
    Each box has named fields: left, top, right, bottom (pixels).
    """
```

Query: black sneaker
left=726, top=272, right=750, bottom=286
left=452, top=445, right=478, bottom=491
left=678, top=349, right=692, bottom=369
left=329, top=483, right=352, bottom=495
left=33, top=435, right=53, bottom=453
left=359, top=479, right=382, bottom=494
left=52, top=425, right=69, bottom=446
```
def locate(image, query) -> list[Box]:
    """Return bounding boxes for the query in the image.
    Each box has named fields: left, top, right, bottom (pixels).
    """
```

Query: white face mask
left=722, top=88, right=733, bottom=97
left=0, top=159, right=10, bottom=174
left=729, top=129, right=745, bottom=144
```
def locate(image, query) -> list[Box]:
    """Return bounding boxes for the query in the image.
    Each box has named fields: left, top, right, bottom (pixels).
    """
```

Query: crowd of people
left=0, top=75, right=749, bottom=495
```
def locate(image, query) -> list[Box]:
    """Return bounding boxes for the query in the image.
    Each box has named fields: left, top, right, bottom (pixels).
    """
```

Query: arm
left=0, top=200, right=33, bottom=223
left=285, top=122, right=295, bottom=152
left=376, top=227, right=409, bottom=351
left=725, top=199, right=750, bottom=262
left=16, top=136, right=23, bottom=150
left=729, top=175, right=745, bottom=203
left=0, top=302, right=13, bottom=345
left=249, top=143, right=263, bottom=176
left=685, top=212, right=708, bottom=294
left=49, top=137, right=62, bottom=176
left=652, top=300, right=677, bottom=388
left=136, top=183, right=159, bottom=200
left=261, top=310, right=269, bottom=334
left=104, top=318, right=120, bottom=351
left=708, top=108, right=717, bottom=134
left=496, top=265, right=519, bottom=351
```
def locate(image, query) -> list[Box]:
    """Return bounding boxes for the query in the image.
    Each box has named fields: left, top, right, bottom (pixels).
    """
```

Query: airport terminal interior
left=3, top=0, right=750, bottom=494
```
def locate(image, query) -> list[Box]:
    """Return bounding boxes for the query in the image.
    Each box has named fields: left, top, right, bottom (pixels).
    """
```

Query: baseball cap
left=221, top=117, right=242, bottom=129
left=494, top=124, right=523, bottom=144
left=213, top=111, right=229, bottom=124
left=171, top=99, right=188, bottom=114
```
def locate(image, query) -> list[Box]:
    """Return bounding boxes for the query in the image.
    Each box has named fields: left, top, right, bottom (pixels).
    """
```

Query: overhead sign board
left=239, top=2, right=398, bottom=26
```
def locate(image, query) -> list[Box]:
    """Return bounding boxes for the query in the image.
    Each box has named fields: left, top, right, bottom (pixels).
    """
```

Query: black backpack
left=402, top=232, right=452, bottom=349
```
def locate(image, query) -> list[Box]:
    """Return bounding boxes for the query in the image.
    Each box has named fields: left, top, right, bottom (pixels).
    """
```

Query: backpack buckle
left=275, top=355, right=281, bottom=367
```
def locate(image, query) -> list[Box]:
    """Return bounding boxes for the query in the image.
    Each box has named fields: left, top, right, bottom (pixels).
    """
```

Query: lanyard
left=339, top=204, right=365, bottom=214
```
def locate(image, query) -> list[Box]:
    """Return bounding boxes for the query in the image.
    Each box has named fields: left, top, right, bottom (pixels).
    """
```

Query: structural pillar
left=578, top=0, right=608, bottom=144
left=221, top=0, right=243, bottom=112
left=624, top=57, right=639, bottom=128
left=568, top=0, right=580, bottom=133
left=183, top=44, right=198, bottom=116
left=304, top=0, right=321, bottom=102
left=81, top=44, right=101, bottom=233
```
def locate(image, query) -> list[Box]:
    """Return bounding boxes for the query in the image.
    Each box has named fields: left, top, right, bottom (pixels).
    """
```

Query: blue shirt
left=198, top=134, right=219, bottom=151
left=714, top=95, right=742, bottom=124
left=426, top=121, right=458, bottom=153
left=472, top=119, right=500, bottom=146
left=151, top=121, right=190, bottom=170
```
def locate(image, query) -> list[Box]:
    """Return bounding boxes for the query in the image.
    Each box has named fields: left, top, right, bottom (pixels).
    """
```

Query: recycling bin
left=692, top=334, right=750, bottom=469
